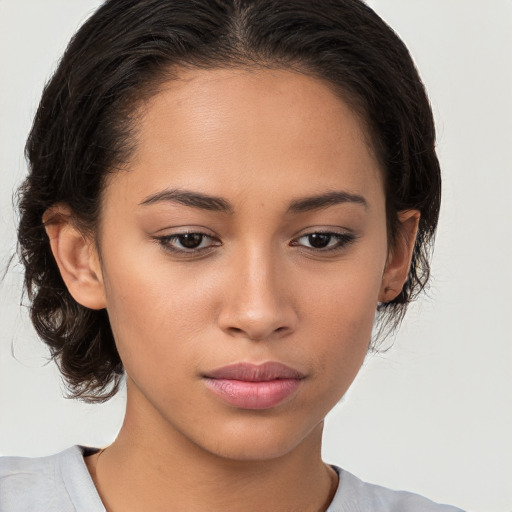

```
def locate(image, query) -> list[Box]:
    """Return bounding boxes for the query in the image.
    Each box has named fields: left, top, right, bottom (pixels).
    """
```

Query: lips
left=202, top=362, right=305, bottom=410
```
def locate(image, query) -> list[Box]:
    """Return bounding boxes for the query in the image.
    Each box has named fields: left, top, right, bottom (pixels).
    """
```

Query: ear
left=379, top=210, right=420, bottom=303
left=43, top=204, right=107, bottom=310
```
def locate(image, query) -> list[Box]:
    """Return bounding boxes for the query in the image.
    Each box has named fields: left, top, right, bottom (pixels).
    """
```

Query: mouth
left=202, top=362, right=305, bottom=410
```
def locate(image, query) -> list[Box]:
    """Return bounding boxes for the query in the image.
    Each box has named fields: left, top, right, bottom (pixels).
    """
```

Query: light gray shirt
left=0, top=446, right=465, bottom=511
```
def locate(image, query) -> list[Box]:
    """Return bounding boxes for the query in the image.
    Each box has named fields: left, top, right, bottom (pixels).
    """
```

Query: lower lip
left=203, top=378, right=302, bottom=410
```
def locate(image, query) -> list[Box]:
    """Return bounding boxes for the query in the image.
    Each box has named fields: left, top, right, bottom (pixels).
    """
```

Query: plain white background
left=0, top=1, right=511, bottom=511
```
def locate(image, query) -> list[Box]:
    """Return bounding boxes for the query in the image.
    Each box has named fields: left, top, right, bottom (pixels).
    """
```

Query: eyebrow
left=139, top=188, right=367, bottom=214
left=286, top=191, right=368, bottom=213
left=140, top=189, right=233, bottom=213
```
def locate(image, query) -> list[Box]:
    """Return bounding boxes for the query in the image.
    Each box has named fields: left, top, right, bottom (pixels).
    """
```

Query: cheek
left=314, top=294, right=375, bottom=380
left=100, top=248, right=217, bottom=378
left=297, top=253, right=385, bottom=381
left=301, top=249, right=384, bottom=332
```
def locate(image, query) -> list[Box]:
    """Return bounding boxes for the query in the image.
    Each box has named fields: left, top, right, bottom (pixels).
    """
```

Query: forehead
left=106, top=68, right=383, bottom=209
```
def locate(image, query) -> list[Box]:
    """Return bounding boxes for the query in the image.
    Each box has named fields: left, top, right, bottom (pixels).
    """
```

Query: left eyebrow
left=286, top=191, right=368, bottom=213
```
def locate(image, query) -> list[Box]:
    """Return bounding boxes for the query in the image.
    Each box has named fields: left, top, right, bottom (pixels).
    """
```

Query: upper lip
left=203, top=362, right=305, bottom=382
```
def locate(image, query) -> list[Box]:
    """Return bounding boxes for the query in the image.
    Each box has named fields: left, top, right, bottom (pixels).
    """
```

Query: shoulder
left=0, top=448, right=63, bottom=511
left=328, top=466, right=466, bottom=512
left=0, top=446, right=105, bottom=512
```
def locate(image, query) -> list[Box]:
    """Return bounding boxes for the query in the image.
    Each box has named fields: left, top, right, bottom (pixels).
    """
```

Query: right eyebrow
left=139, top=189, right=233, bottom=213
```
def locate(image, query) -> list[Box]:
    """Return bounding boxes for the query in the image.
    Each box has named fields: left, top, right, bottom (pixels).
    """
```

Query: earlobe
left=43, top=204, right=107, bottom=310
left=379, top=210, right=420, bottom=303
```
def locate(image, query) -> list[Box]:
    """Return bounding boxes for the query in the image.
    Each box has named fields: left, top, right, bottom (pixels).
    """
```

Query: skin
left=45, top=68, right=419, bottom=511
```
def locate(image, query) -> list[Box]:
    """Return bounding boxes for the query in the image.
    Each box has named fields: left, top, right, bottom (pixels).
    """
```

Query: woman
left=0, top=0, right=465, bottom=510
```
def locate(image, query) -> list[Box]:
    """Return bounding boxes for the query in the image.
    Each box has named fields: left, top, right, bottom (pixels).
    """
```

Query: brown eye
left=177, top=233, right=204, bottom=249
left=291, top=231, right=357, bottom=252
left=156, top=231, right=221, bottom=255
left=307, top=233, right=332, bottom=248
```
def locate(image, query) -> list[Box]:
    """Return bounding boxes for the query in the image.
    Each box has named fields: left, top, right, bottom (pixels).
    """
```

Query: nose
left=217, top=245, right=298, bottom=341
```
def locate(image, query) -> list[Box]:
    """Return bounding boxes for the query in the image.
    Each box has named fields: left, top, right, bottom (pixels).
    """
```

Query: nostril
left=225, top=324, right=289, bottom=340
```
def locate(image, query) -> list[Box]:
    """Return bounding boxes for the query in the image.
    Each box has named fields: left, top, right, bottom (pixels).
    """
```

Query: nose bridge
left=218, top=241, right=295, bottom=340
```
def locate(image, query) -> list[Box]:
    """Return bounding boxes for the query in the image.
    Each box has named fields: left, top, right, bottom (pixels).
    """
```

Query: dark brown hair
left=17, top=0, right=441, bottom=402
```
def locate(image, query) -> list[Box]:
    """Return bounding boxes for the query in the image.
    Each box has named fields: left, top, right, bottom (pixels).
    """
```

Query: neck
left=87, top=380, right=338, bottom=512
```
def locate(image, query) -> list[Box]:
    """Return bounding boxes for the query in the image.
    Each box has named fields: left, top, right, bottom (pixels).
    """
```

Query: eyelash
left=155, top=232, right=221, bottom=255
left=154, top=230, right=357, bottom=256
left=290, top=232, right=357, bottom=253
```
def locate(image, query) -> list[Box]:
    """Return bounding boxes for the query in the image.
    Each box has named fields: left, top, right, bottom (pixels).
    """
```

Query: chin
left=204, top=438, right=300, bottom=462
left=191, top=416, right=323, bottom=463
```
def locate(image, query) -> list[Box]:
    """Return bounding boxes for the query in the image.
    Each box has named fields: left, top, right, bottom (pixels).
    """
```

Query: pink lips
left=203, top=362, right=304, bottom=410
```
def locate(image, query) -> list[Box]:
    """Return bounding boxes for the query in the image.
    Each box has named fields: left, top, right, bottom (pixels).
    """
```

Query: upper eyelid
left=153, top=225, right=217, bottom=235
left=159, top=231, right=215, bottom=237
left=292, top=232, right=356, bottom=243
left=292, top=228, right=354, bottom=239
left=296, top=231, right=352, bottom=238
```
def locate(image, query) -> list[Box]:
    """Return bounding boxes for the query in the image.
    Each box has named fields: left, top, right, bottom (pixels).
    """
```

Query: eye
left=156, top=232, right=220, bottom=253
left=291, top=231, right=356, bottom=252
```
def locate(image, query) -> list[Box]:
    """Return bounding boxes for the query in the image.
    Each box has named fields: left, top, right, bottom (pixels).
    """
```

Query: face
left=85, top=69, right=400, bottom=460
